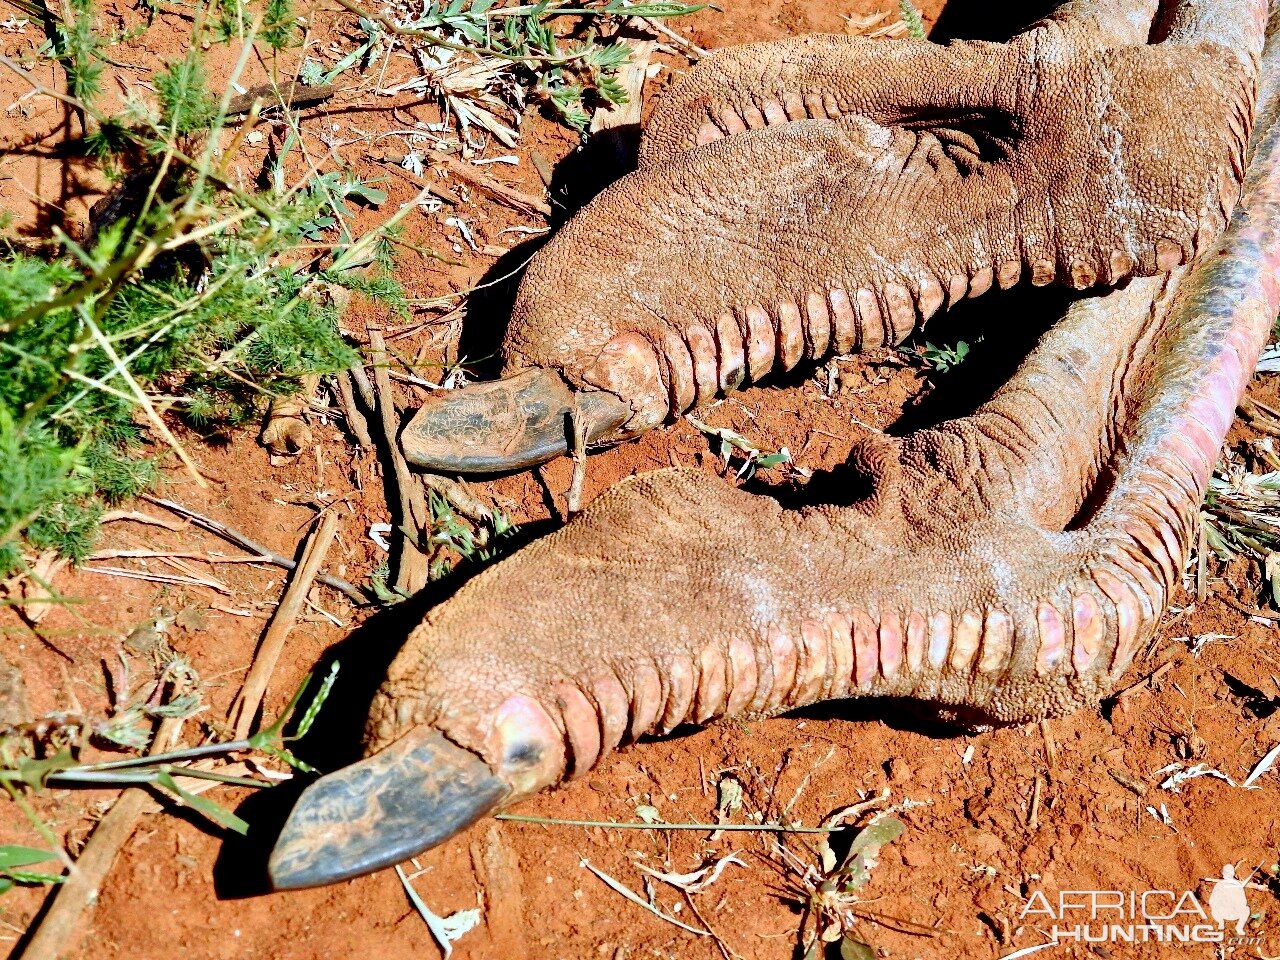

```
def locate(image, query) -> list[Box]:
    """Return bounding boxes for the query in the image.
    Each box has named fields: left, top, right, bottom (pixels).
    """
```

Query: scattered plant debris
left=912, top=339, right=970, bottom=373
left=898, top=0, right=926, bottom=39
left=397, top=862, right=482, bottom=959
left=687, top=416, right=792, bottom=479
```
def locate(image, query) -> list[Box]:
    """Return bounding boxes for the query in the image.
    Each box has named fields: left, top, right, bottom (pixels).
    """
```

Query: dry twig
left=377, top=156, right=462, bottom=206
left=635, top=15, right=706, bottom=58
left=225, top=81, right=336, bottom=116
left=567, top=404, right=588, bottom=517
left=368, top=326, right=432, bottom=594
left=1039, top=720, right=1058, bottom=769
left=429, top=151, right=552, bottom=217
left=229, top=509, right=341, bottom=739
left=18, top=717, right=182, bottom=960
left=588, top=36, right=655, bottom=171
left=1111, top=660, right=1175, bottom=705
left=336, top=370, right=375, bottom=449
left=349, top=362, right=376, bottom=411
left=140, top=495, right=364, bottom=603
left=419, top=474, right=492, bottom=525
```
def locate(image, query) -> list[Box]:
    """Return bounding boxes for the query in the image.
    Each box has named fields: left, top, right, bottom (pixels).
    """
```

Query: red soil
left=4, top=2, right=1280, bottom=958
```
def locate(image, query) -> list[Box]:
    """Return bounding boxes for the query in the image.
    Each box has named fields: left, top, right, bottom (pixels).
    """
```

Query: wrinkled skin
left=403, top=0, right=1257, bottom=469
left=270, top=0, right=1280, bottom=892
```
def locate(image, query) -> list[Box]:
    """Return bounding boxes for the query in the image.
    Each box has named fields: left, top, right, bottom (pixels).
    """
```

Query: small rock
left=1174, top=731, right=1207, bottom=760
left=901, top=844, right=932, bottom=868
left=0, top=656, right=27, bottom=727
left=964, top=827, right=1005, bottom=863
left=965, top=794, right=990, bottom=825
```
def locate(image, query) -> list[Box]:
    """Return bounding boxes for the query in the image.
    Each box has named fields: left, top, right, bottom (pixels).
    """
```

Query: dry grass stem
left=140, top=496, right=364, bottom=603
left=18, top=717, right=182, bottom=960
left=368, top=325, right=432, bottom=594
left=430, top=151, right=552, bottom=217
left=229, top=509, right=341, bottom=739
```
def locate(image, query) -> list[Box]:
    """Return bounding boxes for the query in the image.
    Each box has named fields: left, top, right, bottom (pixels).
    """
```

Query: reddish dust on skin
left=5, top=2, right=1280, bottom=959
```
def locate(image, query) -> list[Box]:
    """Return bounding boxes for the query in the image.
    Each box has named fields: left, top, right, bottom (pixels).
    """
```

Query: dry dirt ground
left=5, top=1, right=1280, bottom=958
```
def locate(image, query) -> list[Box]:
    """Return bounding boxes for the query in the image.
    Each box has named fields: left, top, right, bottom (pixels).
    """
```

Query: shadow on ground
left=218, top=0, right=1128, bottom=897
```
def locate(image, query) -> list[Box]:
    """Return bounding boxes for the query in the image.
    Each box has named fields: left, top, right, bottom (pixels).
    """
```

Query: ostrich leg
left=267, top=10, right=1280, bottom=889
left=402, top=0, right=1262, bottom=472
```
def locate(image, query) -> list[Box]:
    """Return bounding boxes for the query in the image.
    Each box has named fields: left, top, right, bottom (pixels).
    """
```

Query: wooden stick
left=18, top=717, right=182, bottom=960
left=1110, top=660, right=1175, bottom=705
left=335, top=370, right=374, bottom=449
left=140, top=495, right=364, bottom=604
left=1039, top=719, right=1058, bottom=770
left=229, top=510, right=340, bottom=740
left=429, top=151, right=553, bottom=218
left=1026, top=775, right=1042, bottom=830
left=377, top=157, right=462, bottom=206
left=567, top=405, right=587, bottom=518
left=367, top=326, right=432, bottom=595
left=590, top=38, right=654, bottom=136
left=419, top=474, right=492, bottom=525
left=348, top=362, right=376, bottom=412
left=636, top=15, right=707, bottom=58
left=100, top=509, right=185, bottom=531
left=87, top=549, right=273, bottom=563
left=1196, top=515, right=1209, bottom=603
left=225, top=81, right=336, bottom=117
left=588, top=37, right=655, bottom=173
left=79, top=565, right=230, bottom=595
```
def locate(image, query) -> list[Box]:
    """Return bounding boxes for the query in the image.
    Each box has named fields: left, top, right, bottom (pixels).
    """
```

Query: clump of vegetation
left=1, top=0, right=706, bottom=578
left=350, top=0, right=704, bottom=135
left=1201, top=454, right=1280, bottom=605
left=0, top=656, right=340, bottom=843
left=775, top=810, right=908, bottom=959
left=688, top=416, right=792, bottom=480
left=425, top=492, right=517, bottom=581
left=912, top=339, right=970, bottom=373
left=0, top=13, right=416, bottom=576
left=897, top=0, right=926, bottom=40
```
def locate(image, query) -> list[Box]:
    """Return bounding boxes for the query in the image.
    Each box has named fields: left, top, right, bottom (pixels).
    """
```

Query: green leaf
left=16, top=750, right=77, bottom=789
left=0, top=845, right=58, bottom=869
left=755, top=451, right=791, bottom=469
left=155, top=52, right=218, bottom=134
left=838, top=816, right=906, bottom=890
left=613, top=2, right=706, bottom=16
left=840, top=937, right=876, bottom=960
left=846, top=816, right=906, bottom=859
left=257, top=743, right=316, bottom=774
left=898, top=0, right=926, bottom=39
left=155, top=772, right=249, bottom=834
left=294, top=660, right=340, bottom=739
left=686, top=418, right=759, bottom=453
left=6, top=869, right=65, bottom=885
left=341, top=182, right=387, bottom=207
left=248, top=673, right=313, bottom=748
left=249, top=660, right=339, bottom=750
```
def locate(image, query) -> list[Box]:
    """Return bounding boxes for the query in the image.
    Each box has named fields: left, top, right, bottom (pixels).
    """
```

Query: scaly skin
left=269, top=0, right=1280, bottom=890
left=402, top=0, right=1262, bottom=467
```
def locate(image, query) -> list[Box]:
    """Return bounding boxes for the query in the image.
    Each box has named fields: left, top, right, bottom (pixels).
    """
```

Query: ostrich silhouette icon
left=1205, top=865, right=1268, bottom=936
